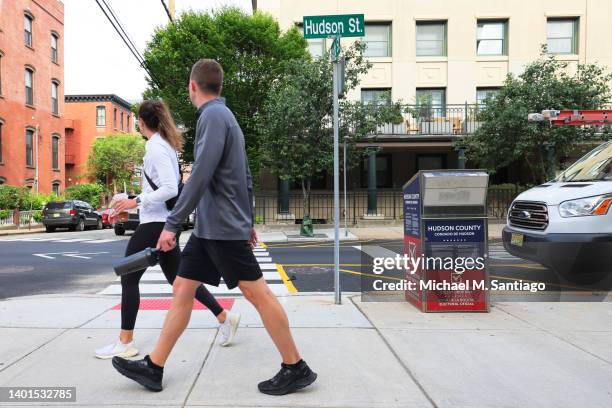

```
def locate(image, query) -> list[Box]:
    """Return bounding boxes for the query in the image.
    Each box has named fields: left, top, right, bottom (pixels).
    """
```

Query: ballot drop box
left=403, top=170, right=490, bottom=312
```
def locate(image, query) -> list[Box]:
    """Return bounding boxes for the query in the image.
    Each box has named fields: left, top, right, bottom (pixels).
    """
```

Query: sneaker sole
left=94, top=348, right=139, bottom=360
left=112, top=359, right=162, bottom=392
left=259, top=371, right=318, bottom=396
left=220, top=313, right=241, bottom=347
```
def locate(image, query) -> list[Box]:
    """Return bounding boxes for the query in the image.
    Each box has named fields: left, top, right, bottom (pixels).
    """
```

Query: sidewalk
left=0, top=293, right=610, bottom=407
left=256, top=222, right=505, bottom=242
left=0, top=226, right=45, bottom=236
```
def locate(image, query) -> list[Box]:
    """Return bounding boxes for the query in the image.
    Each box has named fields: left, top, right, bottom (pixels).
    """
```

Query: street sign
left=302, top=12, right=365, bottom=305
left=303, top=14, right=365, bottom=39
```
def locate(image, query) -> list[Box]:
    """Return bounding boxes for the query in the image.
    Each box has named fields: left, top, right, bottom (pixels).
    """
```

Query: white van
left=503, top=141, right=612, bottom=279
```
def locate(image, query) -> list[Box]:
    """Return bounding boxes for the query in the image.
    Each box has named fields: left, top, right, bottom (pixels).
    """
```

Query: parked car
left=503, top=140, right=612, bottom=281
left=100, top=209, right=114, bottom=229
left=182, top=210, right=196, bottom=230
left=42, top=200, right=102, bottom=232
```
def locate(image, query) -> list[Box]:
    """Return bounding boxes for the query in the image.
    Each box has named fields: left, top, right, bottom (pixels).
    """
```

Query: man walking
left=112, top=59, right=317, bottom=395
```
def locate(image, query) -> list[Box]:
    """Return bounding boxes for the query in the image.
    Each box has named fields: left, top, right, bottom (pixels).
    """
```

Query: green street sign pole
left=303, top=14, right=364, bottom=305
left=332, top=36, right=341, bottom=304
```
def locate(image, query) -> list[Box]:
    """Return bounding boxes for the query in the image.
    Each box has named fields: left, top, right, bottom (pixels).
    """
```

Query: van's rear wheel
left=45, top=226, right=56, bottom=233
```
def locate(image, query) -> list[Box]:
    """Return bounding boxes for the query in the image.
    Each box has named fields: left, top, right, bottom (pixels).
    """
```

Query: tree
left=258, top=42, right=404, bottom=219
left=65, top=183, right=105, bottom=208
left=457, top=47, right=612, bottom=184
left=87, top=134, right=145, bottom=194
left=141, top=7, right=308, bottom=175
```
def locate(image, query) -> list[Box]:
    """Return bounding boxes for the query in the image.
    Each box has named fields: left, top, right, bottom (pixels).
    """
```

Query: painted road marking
left=33, top=251, right=110, bottom=260
left=1, top=237, right=125, bottom=244
left=99, top=241, right=293, bottom=297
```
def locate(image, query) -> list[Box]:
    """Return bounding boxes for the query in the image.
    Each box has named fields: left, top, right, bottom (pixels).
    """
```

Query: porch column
left=278, top=178, right=290, bottom=214
left=545, top=144, right=556, bottom=180
left=367, top=149, right=377, bottom=215
left=457, top=147, right=466, bottom=169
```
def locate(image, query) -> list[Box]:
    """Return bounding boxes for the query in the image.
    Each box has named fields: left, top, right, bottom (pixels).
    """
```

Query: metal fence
left=0, top=210, right=41, bottom=228
left=254, top=186, right=521, bottom=225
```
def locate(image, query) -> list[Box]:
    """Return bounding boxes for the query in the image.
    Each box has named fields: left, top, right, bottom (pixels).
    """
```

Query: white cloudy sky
left=64, top=0, right=252, bottom=102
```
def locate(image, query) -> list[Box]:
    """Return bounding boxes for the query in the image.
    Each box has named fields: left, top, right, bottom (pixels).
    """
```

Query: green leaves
left=142, top=7, right=308, bottom=174
left=64, top=183, right=105, bottom=209
left=459, top=49, right=612, bottom=183
left=87, top=134, right=145, bottom=193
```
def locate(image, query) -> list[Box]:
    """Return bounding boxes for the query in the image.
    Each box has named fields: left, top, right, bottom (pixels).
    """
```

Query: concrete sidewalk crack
left=349, top=295, right=438, bottom=408
left=495, top=304, right=612, bottom=366
left=182, top=327, right=219, bottom=407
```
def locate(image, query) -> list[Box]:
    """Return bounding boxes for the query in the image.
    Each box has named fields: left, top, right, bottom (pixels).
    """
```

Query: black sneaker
left=112, top=355, right=163, bottom=392
left=258, top=360, right=317, bottom=395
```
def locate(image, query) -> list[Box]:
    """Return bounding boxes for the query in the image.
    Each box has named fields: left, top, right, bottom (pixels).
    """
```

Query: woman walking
left=95, top=100, right=240, bottom=359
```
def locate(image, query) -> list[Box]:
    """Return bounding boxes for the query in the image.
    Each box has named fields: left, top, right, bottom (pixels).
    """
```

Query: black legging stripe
left=120, top=222, right=224, bottom=330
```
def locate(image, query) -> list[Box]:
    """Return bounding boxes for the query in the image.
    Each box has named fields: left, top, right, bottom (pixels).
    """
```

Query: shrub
left=0, top=209, right=12, bottom=219
left=65, top=183, right=104, bottom=208
left=0, top=185, right=27, bottom=209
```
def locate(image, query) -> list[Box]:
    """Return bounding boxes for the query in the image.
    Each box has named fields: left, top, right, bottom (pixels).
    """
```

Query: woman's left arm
left=139, top=146, right=178, bottom=208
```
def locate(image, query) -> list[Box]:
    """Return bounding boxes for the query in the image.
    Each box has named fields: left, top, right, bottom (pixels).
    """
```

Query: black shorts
left=177, top=235, right=263, bottom=289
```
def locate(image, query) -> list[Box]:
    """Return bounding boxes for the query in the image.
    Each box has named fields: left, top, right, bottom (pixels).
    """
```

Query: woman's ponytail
left=137, top=100, right=184, bottom=153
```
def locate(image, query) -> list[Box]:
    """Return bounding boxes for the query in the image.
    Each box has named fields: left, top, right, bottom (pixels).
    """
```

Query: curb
left=0, top=227, right=45, bottom=236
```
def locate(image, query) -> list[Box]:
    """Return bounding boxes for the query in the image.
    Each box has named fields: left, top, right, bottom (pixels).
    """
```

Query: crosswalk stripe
left=254, top=251, right=270, bottom=257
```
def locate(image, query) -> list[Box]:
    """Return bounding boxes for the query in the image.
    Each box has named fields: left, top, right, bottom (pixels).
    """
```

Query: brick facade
left=64, top=95, right=136, bottom=186
left=0, top=0, right=65, bottom=194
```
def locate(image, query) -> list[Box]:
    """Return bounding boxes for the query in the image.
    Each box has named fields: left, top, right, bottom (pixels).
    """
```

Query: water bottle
left=113, top=248, right=159, bottom=276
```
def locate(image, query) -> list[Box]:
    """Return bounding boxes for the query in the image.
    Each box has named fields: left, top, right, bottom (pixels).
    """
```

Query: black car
left=42, top=200, right=102, bottom=233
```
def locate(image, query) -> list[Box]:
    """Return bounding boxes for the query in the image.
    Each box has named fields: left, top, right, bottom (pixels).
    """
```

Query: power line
left=93, top=0, right=163, bottom=89
left=160, top=0, right=173, bottom=22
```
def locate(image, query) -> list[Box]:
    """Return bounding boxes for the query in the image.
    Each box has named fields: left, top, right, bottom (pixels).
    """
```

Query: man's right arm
left=164, top=112, right=227, bottom=232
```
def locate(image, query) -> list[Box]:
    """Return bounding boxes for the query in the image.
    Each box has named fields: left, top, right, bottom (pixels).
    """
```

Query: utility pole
left=332, top=36, right=341, bottom=305
left=168, top=0, right=175, bottom=19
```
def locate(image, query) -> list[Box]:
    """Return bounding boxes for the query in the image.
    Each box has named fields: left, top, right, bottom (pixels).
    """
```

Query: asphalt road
left=2, top=229, right=611, bottom=300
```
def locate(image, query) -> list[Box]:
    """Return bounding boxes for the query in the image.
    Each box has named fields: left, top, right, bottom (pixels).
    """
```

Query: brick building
left=64, top=94, right=136, bottom=187
left=0, top=0, right=65, bottom=194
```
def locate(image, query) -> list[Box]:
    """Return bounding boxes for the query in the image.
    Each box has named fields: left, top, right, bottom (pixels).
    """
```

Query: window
left=120, top=112, right=124, bottom=130
left=0, top=53, right=3, bottom=95
left=477, top=20, right=507, bottom=56
left=51, top=33, right=58, bottom=63
left=0, top=122, right=3, bottom=163
left=363, top=23, right=391, bottom=57
left=52, top=135, right=59, bottom=169
left=416, top=21, right=447, bottom=57
left=25, top=129, right=34, bottom=167
left=96, top=106, right=106, bottom=127
left=299, top=25, right=325, bottom=58
left=113, top=108, right=117, bottom=128
left=52, top=182, right=60, bottom=196
left=417, top=154, right=446, bottom=171
left=51, top=81, right=59, bottom=115
left=547, top=18, right=578, bottom=54
left=361, top=154, right=392, bottom=188
left=25, top=68, right=33, bottom=105
left=476, top=87, right=500, bottom=105
left=126, top=115, right=130, bottom=132
left=416, top=88, right=446, bottom=118
left=24, top=14, right=33, bottom=47
left=361, top=88, right=392, bottom=105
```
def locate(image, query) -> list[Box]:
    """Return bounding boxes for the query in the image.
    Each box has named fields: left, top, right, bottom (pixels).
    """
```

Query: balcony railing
left=371, top=103, right=483, bottom=136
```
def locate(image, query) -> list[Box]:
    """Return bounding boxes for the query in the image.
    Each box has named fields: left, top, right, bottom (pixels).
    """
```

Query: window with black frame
left=25, top=68, right=34, bottom=106
left=24, top=14, right=33, bottom=47
left=51, top=33, right=58, bottom=63
left=52, top=135, right=60, bottom=170
left=51, top=81, right=59, bottom=115
left=96, top=106, right=106, bottom=127
left=25, top=129, right=34, bottom=167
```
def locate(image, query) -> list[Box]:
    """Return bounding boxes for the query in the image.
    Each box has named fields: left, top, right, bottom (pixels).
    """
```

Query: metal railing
left=0, top=210, right=42, bottom=228
left=254, top=186, right=521, bottom=225
left=370, top=103, right=483, bottom=136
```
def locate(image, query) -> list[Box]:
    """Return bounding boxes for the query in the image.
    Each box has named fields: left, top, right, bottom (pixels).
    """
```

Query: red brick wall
left=65, top=100, right=136, bottom=186
left=0, top=0, right=65, bottom=194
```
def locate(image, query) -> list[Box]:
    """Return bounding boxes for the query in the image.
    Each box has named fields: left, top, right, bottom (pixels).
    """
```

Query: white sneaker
left=219, top=311, right=241, bottom=347
left=94, top=340, right=139, bottom=359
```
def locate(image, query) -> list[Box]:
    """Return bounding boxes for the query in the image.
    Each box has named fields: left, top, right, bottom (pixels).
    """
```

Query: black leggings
left=120, top=222, right=224, bottom=330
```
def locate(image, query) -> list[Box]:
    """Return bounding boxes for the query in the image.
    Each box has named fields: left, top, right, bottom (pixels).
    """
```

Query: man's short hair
left=190, top=59, right=224, bottom=95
